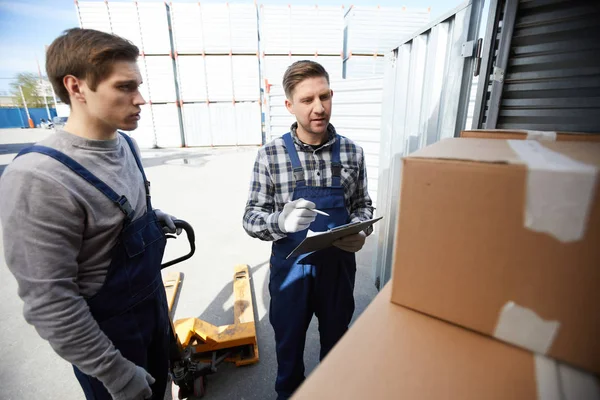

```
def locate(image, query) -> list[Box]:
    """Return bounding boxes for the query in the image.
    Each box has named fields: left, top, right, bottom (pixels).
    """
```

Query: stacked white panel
left=182, top=103, right=212, bottom=146
left=232, top=56, right=261, bottom=101
left=290, top=6, right=344, bottom=55
left=144, top=56, right=177, bottom=103
left=260, top=5, right=290, bottom=55
left=345, top=6, right=430, bottom=55
left=261, top=5, right=344, bottom=55
left=77, top=2, right=111, bottom=33
left=344, top=55, right=386, bottom=78
left=171, top=3, right=258, bottom=55
left=263, top=55, right=343, bottom=88
left=170, top=3, right=204, bottom=54
left=152, top=104, right=182, bottom=147
left=182, top=103, right=262, bottom=146
left=208, top=103, right=237, bottom=146
left=176, top=56, right=208, bottom=102
left=137, top=58, right=151, bottom=103
left=263, top=56, right=294, bottom=87
left=107, top=3, right=144, bottom=51
left=200, top=4, right=231, bottom=54
left=137, top=3, right=171, bottom=55
left=125, top=104, right=156, bottom=149
left=266, top=85, right=293, bottom=138
left=311, top=56, right=344, bottom=81
left=229, top=4, right=259, bottom=54
left=204, top=56, right=233, bottom=102
left=235, top=102, right=262, bottom=145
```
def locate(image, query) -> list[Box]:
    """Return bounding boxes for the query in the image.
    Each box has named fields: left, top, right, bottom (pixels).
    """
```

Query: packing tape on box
left=494, top=301, right=560, bottom=355
left=535, top=355, right=561, bottom=400
left=526, top=130, right=557, bottom=141
left=535, top=355, right=600, bottom=400
left=508, top=140, right=598, bottom=242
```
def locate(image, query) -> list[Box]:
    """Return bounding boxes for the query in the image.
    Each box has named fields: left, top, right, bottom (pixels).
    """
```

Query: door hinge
left=461, top=40, right=476, bottom=58
left=473, top=38, right=483, bottom=77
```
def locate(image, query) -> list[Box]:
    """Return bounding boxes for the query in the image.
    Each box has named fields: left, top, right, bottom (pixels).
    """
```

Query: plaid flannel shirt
left=243, top=123, right=375, bottom=241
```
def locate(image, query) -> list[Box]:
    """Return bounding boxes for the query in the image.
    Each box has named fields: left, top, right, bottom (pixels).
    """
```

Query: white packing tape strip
left=535, top=355, right=600, bottom=400
left=494, top=301, right=560, bottom=355
left=526, top=130, right=558, bottom=141
left=508, top=140, right=598, bottom=242
left=535, top=355, right=561, bottom=400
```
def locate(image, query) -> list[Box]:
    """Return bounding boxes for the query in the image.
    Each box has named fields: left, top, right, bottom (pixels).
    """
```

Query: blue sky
left=0, top=0, right=463, bottom=92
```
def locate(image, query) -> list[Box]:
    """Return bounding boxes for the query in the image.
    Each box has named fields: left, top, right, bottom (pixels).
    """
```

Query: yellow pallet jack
left=161, top=221, right=259, bottom=399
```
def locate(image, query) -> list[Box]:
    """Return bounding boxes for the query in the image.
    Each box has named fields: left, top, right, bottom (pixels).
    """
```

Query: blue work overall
left=269, top=133, right=357, bottom=399
left=16, top=132, right=170, bottom=400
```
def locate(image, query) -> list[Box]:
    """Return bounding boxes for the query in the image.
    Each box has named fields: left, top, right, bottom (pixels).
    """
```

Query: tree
left=10, top=72, right=46, bottom=108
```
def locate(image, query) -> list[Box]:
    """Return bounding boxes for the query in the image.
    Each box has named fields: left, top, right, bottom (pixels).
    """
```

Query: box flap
left=406, top=138, right=600, bottom=168
left=461, top=129, right=600, bottom=143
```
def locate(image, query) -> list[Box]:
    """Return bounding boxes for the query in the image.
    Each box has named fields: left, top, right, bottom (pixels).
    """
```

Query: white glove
left=278, top=198, right=317, bottom=233
left=154, top=209, right=182, bottom=235
left=333, top=231, right=367, bottom=253
left=111, top=365, right=155, bottom=400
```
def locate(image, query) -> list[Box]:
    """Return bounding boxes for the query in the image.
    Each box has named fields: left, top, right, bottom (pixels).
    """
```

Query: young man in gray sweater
left=0, top=29, right=179, bottom=400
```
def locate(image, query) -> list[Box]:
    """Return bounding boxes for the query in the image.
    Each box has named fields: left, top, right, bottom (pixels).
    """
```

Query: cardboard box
left=293, top=284, right=600, bottom=400
left=461, top=129, right=600, bottom=142
left=392, top=138, right=600, bottom=374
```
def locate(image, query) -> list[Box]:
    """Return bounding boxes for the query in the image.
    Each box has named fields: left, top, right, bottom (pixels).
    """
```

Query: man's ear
left=285, top=98, right=295, bottom=115
left=63, top=75, right=86, bottom=104
left=330, top=89, right=334, bottom=99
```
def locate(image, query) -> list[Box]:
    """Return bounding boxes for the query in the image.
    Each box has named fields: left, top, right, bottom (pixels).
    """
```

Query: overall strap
left=118, top=132, right=152, bottom=211
left=282, top=132, right=306, bottom=187
left=330, top=134, right=342, bottom=187
left=15, top=146, right=135, bottom=220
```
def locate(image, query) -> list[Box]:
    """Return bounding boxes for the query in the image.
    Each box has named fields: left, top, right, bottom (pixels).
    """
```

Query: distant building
left=0, top=90, right=17, bottom=107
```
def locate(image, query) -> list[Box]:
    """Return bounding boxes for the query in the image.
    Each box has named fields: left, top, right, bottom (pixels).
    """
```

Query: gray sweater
left=0, top=130, right=147, bottom=394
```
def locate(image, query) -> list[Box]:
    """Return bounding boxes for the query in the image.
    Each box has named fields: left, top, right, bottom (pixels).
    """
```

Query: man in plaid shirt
left=243, top=60, right=374, bottom=399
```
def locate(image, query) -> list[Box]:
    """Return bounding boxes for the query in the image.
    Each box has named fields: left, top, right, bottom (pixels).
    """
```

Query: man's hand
left=111, top=366, right=155, bottom=400
left=154, top=209, right=182, bottom=235
left=333, top=231, right=367, bottom=253
left=278, top=198, right=317, bottom=233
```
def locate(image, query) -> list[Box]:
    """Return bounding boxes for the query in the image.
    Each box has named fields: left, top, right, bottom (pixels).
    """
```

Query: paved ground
left=0, top=128, right=379, bottom=400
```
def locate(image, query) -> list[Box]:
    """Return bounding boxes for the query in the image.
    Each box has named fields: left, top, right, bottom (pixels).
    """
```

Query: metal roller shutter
left=474, top=0, right=600, bottom=133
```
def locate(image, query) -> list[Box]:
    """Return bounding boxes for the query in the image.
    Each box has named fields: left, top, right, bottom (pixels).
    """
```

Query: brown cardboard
left=293, top=284, right=539, bottom=400
left=391, top=138, right=600, bottom=374
left=461, top=129, right=600, bottom=142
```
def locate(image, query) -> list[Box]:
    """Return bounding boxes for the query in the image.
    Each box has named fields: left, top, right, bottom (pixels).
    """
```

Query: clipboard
left=286, top=216, right=383, bottom=259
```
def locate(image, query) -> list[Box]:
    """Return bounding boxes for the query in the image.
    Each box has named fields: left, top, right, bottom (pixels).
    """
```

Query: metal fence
left=0, top=108, right=57, bottom=129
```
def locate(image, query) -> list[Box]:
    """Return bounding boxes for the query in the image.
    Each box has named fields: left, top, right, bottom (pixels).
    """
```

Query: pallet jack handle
left=161, top=219, right=196, bottom=269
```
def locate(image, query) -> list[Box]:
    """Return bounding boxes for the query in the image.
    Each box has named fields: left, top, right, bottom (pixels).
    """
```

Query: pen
left=311, top=209, right=330, bottom=217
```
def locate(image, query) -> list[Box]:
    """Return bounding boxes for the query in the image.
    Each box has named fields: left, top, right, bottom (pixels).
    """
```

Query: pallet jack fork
left=161, top=221, right=259, bottom=399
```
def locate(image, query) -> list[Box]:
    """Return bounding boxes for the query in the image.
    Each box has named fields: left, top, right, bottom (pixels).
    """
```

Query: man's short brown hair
left=282, top=60, right=330, bottom=99
left=46, top=28, right=139, bottom=105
